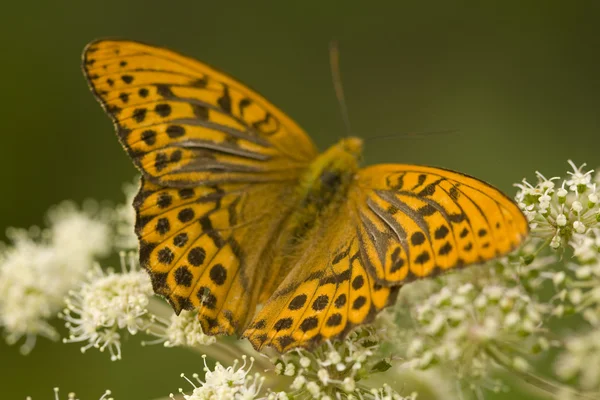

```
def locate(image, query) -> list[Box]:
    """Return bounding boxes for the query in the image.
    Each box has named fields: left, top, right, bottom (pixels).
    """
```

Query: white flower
left=173, top=355, right=269, bottom=400
left=271, top=325, right=397, bottom=399
left=145, top=309, right=216, bottom=348
left=0, top=237, right=61, bottom=352
left=402, top=275, right=546, bottom=389
left=0, top=201, right=111, bottom=353
left=572, top=201, right=584, bottom=214
left=555, top=328, right=600, bottom=390
left=26, top=388, right=113, bottom=400
left=317, top=368, right=330, bottom=385
left=283, top=363, right=295, bottom=376
left=299, top=356, right=311, bottom=368
left=0, top=237, right=87, bottom=352
left=113, top=179, right=139, bottom=250
left=47, top=201, right=111, bottom=263
left=370, top=384, right=416, bottom=400
left=574, top=220, right=587, bottom=234
left=515, top=161, right=599, bottom=247
left=61, top=253, right=153, bottom=360
left=571, top=230, right=600, bottom=262
left=566, top=160, right=594, bottom=192
left=341, top=377, right=355, bottom=392
left=557, top=187, right=568, bottom=199
left=290, top=375, right=306, bottom=390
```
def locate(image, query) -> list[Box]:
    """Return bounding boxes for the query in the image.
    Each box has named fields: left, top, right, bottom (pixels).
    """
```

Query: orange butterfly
left=82, top=39, right=528, bottom=353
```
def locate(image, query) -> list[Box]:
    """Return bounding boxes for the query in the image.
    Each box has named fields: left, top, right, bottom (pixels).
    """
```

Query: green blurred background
left=1, top=1, right=599, bottom=398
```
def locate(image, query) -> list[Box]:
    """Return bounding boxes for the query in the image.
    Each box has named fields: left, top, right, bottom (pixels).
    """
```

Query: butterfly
left=82, top=39, right=529, bottom=353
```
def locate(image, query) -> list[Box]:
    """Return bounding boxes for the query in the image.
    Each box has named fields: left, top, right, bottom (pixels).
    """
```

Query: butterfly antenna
left=329, top=40, right=353, bottom=137
left=365, top=129, right=459, bottom=142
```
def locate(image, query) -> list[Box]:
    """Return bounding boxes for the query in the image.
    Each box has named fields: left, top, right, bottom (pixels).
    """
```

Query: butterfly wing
left=82, top=39, right=317, bottom=186
left=243, top=164, right=528, bottom=352
left=355, top=164, right=529, bottom=284
left=243, top=200, right=400, bottom=352
left=134, top=177, right=300, bottom=334
left=82, top=39, right=318, bottom=335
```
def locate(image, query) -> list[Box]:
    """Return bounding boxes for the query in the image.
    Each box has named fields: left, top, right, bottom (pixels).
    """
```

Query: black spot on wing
left=218, top=85, right=232, bottom=113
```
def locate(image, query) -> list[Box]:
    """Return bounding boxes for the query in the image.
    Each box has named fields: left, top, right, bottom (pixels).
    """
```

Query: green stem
left=485, top=345, right=599, bottom=400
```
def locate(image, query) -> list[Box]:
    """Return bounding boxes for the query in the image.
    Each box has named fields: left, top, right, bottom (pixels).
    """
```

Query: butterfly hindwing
left=135, top=176, right=300, bottom=335
left=243, top=205, right=399, bottom=352
left=355, top=164, right=529, bottom=284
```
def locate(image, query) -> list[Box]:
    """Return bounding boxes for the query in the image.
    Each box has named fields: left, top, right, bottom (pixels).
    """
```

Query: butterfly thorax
left=288, top=137, right=363, bottom=241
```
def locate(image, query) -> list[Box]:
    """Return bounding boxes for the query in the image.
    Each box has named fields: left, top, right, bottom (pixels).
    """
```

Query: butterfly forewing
left=82, top=39, right=317, bottom=187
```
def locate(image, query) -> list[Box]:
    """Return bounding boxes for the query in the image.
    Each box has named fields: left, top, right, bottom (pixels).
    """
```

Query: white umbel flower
left=61, top=253, right=152, bottom=360
left=113, top=179, right=139, bottom=250
left=0, top=236, right=63, bottom=352
left=146, top=309, right=216, bottom=348
left=370, top=385, right=417, bottom=400
left=515, top=161, right=599, bottom=247
left=403, top=280, right=545, bottom=391
left=26, top=387, right=113, bottom=400
left=0, top=202, right=111, bottom=353
left=173, top=355, right=268, bottom=400
left=555, top=328, right=600, bottom=391
left=271, top=325, right=402, bottom=399
left=47, top=201, right=111, bottom=262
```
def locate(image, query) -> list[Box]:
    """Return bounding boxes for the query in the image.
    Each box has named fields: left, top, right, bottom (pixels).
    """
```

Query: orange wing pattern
left=83, top=39, right=529, bottom=353
left=82, top=39, right=317, bottom=187
left=82, top=40, right=316, bottom=335
left=355, top=164, right=528, bottom=284
left=134, top=177, right=301, bottom=334
left=243, top=204, right=399, bottom=352
left=243, top=165, right=528, bottom=352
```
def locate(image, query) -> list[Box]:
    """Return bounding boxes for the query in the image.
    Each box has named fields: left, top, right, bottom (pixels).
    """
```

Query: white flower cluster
left=112, top=179, right=139, bottom=250
left=0, top=202, right=110, bottom=353
left=513, top=165, right=600, bottom=393
left=61, top=253, right=153, bottom=361
left=61, top=252, right=217, bottom=360
left=401, top=281, right=547, bottom=392
left=551, top=251, right=600, bottom=324
left=172, top=355, right=287, bottom=400
left=555, top=329, right=600, bottom=391
left=146, top=309, right=216, bottom=348
left=26, top=388, right=113, bottom=400
left=515, top=160, right=599, bottom=249
left=171, top=327, right=418, bottom=400
left=271, top=326, right=415, bottom=400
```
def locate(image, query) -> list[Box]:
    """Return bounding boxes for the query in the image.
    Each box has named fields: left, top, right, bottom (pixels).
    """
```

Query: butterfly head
left=339, top=136, right=363, bottom=159
left=315, top=136, right=362, bottom=173
left=314, top=136, right=363, bottom=180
